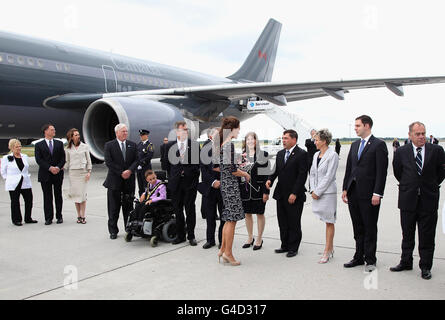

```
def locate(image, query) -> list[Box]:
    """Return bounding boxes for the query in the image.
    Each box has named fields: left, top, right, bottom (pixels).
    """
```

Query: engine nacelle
left=83, top=97, right=184, bottom=161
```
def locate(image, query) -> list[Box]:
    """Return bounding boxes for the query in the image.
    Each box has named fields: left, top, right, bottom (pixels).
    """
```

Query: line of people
left=1, top=116, right=444, bottom=280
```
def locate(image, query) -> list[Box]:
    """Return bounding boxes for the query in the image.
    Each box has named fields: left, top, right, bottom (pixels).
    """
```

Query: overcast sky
left=1, top=0, right=444, bottom=139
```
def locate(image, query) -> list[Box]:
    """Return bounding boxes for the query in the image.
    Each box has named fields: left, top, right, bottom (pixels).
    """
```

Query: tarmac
left=0, top=142, right=444, bottom=300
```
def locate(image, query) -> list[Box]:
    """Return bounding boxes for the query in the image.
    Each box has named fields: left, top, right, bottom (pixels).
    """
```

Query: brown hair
left=355, top=115, right=373, bottom=128
left=144, top=169, right=156, bottom=178
left=283, top=129, right=298, bottom=140
left=66, top=128, right=80, bottom=149
left=175, top=121, right=187, bottom=129
left=242, top=132, right=258, bottom=153
left=41, top=123, right=54, bottom=135
left=219, top=116, right=240, bottom=146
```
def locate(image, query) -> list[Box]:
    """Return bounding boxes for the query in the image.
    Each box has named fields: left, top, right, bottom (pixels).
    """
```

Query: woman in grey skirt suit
left=309, top=129, right=339, bottom=263
left=65, top=128, right=92, bottom=224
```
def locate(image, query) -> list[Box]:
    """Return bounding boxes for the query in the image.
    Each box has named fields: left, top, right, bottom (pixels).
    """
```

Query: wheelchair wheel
left=150, top=236, right=158, bottom=247
left=125, top=233, right=133, bottom=242
left=161, top=219, right=177, bottom=243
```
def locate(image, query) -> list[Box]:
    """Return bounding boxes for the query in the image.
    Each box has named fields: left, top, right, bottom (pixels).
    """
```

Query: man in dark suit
left=161, top=121, right=200, bottom=246
left=198, top=128, right=224, bottom=249
left=390, top=122, right=445, bottom=280
left=429, top=135, right=439, bottom=145
left=305, top=129, right=317, bottom=171
left=103, top=123, right=139, bottom=239
left=136, top=129, right=154, bottom=196
left=266, top=129, right=308, bottom=258
left=342, top=115, right=388, bottom=272
left=35, top=124, right=66, bottom=225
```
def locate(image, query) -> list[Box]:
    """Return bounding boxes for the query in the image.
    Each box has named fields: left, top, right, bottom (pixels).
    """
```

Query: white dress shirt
left=412, top=143, right=425, bottom=170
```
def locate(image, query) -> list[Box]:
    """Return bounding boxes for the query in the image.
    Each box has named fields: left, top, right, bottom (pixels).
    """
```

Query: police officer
left=136, top=129, right=154, bottom=196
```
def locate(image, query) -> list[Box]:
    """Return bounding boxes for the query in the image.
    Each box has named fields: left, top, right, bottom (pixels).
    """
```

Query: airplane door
left=102, top=65, right=117, bottom=93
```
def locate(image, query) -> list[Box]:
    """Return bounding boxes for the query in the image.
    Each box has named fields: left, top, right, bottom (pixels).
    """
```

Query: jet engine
left=82, top=97, right=185, bottom=161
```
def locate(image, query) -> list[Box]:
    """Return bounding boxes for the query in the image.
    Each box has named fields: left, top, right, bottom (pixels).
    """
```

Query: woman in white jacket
left=309, top=129, right=339, bottom=263
left=1, top=139, right=37, bottom=226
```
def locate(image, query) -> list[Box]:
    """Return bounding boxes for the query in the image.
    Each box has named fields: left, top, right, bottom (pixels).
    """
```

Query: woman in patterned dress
left=217, top=117, right=250, bottom=266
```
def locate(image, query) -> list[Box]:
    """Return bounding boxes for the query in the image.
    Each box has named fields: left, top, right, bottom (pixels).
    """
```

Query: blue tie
left=358, top=139, right=366, bottom=160
left=415, top=147, right=422, bottom=175
left=285, top=150, right=290, bottom=163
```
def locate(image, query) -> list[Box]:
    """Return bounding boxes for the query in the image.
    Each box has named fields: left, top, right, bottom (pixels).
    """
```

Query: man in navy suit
left=266, top=129, right=308, bottom=258
left=390, top=122, right=445, bottom=280
left=35, top=124, right=66, bottom=225
left=103, top=123, right=139, bottom=239
left=342, top=115, right=388, bottom=272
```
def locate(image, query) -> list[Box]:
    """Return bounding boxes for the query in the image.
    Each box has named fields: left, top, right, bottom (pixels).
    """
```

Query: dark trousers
left=107, top=189, right=134, bottom=235
left=172, top=181, right=197, bottom=240
left=276, top=199, right=304, bottom=252
left=347, top=186, right=380, bottom=265
left=41, top=178, right=63, bottom=222
left=202, top=191, right=224, bottom=245
left=400, top=197, right=438, bottom=270
left=137, top=169, right=148, bottom=197
left=9, top=178, right=33, bottom=223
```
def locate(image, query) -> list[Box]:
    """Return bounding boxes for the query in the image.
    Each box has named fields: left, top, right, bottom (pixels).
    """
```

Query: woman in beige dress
left=65, top=128, right=92, bottom=224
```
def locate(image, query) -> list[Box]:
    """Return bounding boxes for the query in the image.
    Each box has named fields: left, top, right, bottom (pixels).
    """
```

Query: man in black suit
left=161, top=121, right=200, bottom=246
left=103, top=123, right=139, bottom=239
left=35, top=124, right=66, bottom=225
left=390, top=122, right=445, bottom=280
left=136, top=129, right=154, bottom=196
left=429, top=135, right=439, bottom=145
left=342, top=115, right=388, bottom=272
left=198, top=128, right=224, bottom=249
left=266, top=129, right=308, bottom=258
left=160, top=137, right=169, bottom=172
left=305, top=129, right=317, bottom=171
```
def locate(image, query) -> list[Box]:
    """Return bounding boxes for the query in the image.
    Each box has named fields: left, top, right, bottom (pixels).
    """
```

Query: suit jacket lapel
left=283, top=146, right=297, bottom=168
left=423, top=143, right=433, bottom=172
left=317, top=148, right=332, bottom=169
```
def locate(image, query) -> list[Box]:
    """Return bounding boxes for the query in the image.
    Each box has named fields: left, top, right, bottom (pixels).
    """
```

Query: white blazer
left=309, top=146, right=339, bottom=196
left=1, top=153, right=32, bottom=191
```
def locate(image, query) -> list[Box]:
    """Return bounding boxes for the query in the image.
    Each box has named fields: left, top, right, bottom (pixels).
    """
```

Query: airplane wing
left=103, top=76, right=445, bottom=106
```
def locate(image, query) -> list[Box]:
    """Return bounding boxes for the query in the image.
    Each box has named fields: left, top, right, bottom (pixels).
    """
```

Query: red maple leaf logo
left=258, top=50, right=267, bottom=62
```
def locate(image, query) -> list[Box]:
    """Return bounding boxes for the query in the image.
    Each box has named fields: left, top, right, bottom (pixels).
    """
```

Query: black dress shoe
left=56, top=218, right=63, bottom=224
left=253, top=240, right=263, bottom=251
left=189, top=239, right=197, bottom=246
left=13, top=222, right=23, bottom=226
left=45, top=220, right=53, bottom=225
left=344, top=259, right=365, bottom=268
left=202, top=242, right=215, bottom=249
left=25, top=219, right=38, bottom=224
left=110, top=234, right=117, bottom=240
left=286, top=251, right=298, bottom=258
left=172, top=237, right=186, bottom=245
left=275, top=248, right=288, bottom=254
left=390, top=263, right=413, bottom=272
left=421, top=269, right=432, bottom=280
left=242, top=238, right=255, bottom=249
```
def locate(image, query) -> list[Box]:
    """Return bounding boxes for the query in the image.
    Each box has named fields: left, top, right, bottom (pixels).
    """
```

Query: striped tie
left=415, top=147, right=422, bottom=175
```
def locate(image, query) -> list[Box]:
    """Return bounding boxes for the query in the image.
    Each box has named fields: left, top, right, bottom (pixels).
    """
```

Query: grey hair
left=409, top=121, right=426, bottom=132
left=315, top=128, right=332, bottom=145
left=114, top=123, right=127, bottom=133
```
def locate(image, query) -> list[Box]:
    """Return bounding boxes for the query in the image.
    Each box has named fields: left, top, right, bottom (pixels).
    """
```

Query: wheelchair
left=124, top=171, right=176, bottom=247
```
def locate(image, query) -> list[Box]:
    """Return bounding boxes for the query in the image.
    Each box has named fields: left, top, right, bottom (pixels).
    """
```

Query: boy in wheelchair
left=126, top=170, right=176, bottom=245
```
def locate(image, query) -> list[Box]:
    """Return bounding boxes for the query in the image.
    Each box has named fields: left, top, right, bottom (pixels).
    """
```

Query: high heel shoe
left=253, top=240, right=263, bottom=251
left=318, top=250, right=334, bottom=264
left=242, top=238, right=255, bottom=249
left=222, top=253, right=241, bottom=266
left=218, top=251, right=228, bottom=263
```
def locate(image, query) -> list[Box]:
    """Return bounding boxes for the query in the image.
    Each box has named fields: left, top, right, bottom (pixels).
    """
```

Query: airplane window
left=17, top=56, right=25, bottom=65
left=131, top=74, right=136, bottom=82
left=64, top=64, right=70, bottom=71
left=27, top=58, right=34, bottom=66
left=37, top=59, right=44, bottom=68
left=56, top=63, right=62, bottom=71
left=124, top=74, right=129, bottom=81
left=0, top=54, right=3, bottom=62
left=7, top=55, right=14, bottom=63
